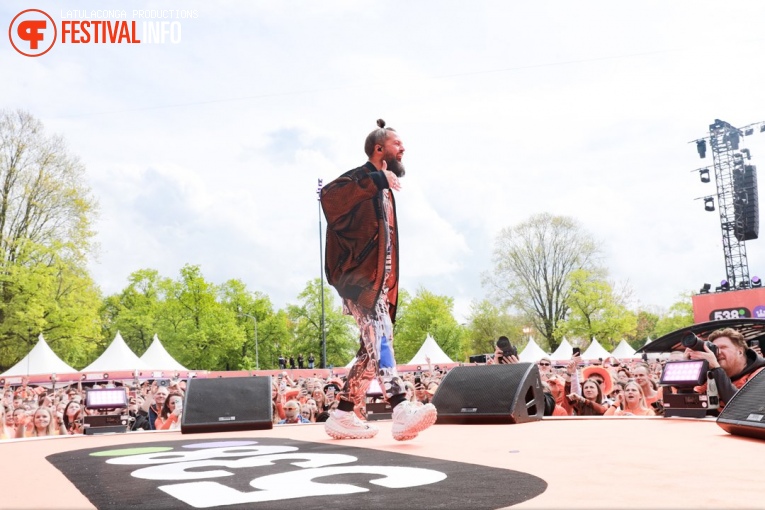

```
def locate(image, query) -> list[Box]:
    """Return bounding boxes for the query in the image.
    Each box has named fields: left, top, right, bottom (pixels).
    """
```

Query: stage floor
left=1, top=416, right=762, bottom=509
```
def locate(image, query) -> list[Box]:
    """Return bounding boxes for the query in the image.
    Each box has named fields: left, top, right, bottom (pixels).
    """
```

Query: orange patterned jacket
left=321, top=162, right=399, bottom=321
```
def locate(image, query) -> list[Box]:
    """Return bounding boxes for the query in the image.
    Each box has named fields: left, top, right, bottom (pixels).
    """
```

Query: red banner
left=692, top=287, right=765, bottom=323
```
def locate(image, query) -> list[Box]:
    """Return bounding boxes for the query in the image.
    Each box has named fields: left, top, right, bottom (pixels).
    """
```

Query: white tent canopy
left=1, top=334, right=77, bottom=377
left=550, top=337, right=574, bottom=360
left=406, top=334, right=454, bottom=365
left=81, top=332, right=150, bottom=373
left=139, top=334, right=188, bottom=371
left=611, top=339, right=637, bottom=358
left=518, top=338, right=549, bottom=362
left=581, top=338, right=612, bottom=360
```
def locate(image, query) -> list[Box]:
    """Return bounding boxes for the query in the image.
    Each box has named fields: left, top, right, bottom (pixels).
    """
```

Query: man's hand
left=685, top=343, right=720, bottom=369
left=381, top=160, right=401, bottom=191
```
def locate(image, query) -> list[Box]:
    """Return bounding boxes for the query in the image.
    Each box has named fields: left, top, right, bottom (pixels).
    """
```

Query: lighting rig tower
left=693, top=119, right=763, bottom=290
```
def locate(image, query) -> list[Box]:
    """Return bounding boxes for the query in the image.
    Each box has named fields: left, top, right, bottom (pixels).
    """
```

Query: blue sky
left=3, top=1, right=765, bottom=322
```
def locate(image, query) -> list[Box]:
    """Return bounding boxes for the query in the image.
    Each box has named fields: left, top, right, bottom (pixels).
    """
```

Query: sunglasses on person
left=538, top=362, right=551, bottom=367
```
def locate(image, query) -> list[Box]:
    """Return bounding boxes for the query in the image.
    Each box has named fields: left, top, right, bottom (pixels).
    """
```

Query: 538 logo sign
left=47, top=438, right=546, bottom=509
left=710, top=308, right=751, bottom=321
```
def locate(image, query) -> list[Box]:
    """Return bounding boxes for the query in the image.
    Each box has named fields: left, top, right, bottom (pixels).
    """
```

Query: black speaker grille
left=182, top=376, right=273, bottom=433
left=431, top=364, right=543, bottom=424
left=716, top=368, right=765, bottom=440
left=733, top=164, right=759, bottom=241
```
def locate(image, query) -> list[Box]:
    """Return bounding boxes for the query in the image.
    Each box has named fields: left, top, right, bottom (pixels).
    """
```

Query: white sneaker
left=391, top=401, right=437, bottom=441
left=325, top=410, right=379, bottom=439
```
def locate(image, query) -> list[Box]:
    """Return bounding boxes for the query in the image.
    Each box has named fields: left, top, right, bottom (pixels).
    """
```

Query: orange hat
left=581, top=365, right=613, bottom=395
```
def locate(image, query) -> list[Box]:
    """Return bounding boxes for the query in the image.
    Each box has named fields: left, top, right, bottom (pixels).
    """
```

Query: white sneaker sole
left=325, top=418, right=379, bottom=440
left=392, top=405, right=438, bottom=441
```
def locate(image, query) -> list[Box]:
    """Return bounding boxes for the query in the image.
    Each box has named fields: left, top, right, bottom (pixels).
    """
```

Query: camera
left=496, top=336, right=517, bottom=358
left=681, top=333, right=719, bottom=356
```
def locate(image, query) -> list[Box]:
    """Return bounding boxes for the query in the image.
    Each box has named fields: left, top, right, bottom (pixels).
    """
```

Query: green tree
left=464, top=299, right=529, bottom=354
left=286, top=278, right=357, bottom=368
left=630, top=309, right=660, bottom=348
left=0, top=110, right=100, bottom=371
left=153, top=265, right=245, bottom=371
left=556, top=269, right=637, bottom=350
left=393, top=287, right=465, bottom=363
left=483, top=213, right=600, bottom=352
left=100, top=268, right=165, bottom=357
left=653, top=294, right=694, bottom=339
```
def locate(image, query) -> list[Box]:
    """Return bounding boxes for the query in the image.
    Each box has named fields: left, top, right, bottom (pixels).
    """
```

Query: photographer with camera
left=685, top=328, right=765, bottom=408
left=486, top=336, right=519, bottom=365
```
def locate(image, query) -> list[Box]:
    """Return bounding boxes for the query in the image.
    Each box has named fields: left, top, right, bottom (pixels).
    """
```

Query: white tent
left=581, top=338, right=612, bottom=360
left=81, top=332, right=150, bottom=373
left=611, top=339, right=637, bottom=358
left=406, top=334, right=454, bottom=365
left=518, top=338, right=549, bottom=362
left=1, top=334, right=77, bottom=377
left=550, top=337, right=574, bottom=360
left=139, top=334, right=188, bottom=371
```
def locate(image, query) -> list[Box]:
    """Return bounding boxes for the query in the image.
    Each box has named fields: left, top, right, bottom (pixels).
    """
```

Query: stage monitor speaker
left=181, top=376, right=273, bottom=434
left=431, top=363, right=544, bottom=424
left=717, top=368, right=765, bottom=440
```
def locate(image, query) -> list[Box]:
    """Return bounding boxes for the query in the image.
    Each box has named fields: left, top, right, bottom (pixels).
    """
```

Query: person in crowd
left=538, top=378, right=567, bottom=416
left=616, top=367, right=631, bottom=384
left=607, top=381, right=626, bottom=406
left=308, top=353, right=315, bottom=369
left=16, top=407, right=61, bottom=438
left=546, top=374, right=568, bottom=411
left=155, top=393, right=184, bottom=430
left=0, top=405, right=12, bottom=440
left=147, top=386, right=169, bottom=430
left=3, top=405, right=14, bottom=435
left=566, top=378, right=608, bottom=416
left=278, top=400, right=311, bottom=424
left=297, top=353, right=305, bottom=369
left=63, top=400, right=84, bottom=435
left=12, top=407, right=27, bottom=433
left=605, top=380, right=655, bottom=416
left=581, top=365, right=613, bottom=401
left=278, top=354, right=287, bottom=370
left=687, top=327, right=765, bottom=408
left=631, top=363, right=663, bottom=408
left=537, top=357, right=554, bottom=380
left=289, top=355, right=296, bottom=370
left=300, top=404, right=315, bottom=423
left=128, top=394, right=151, bottom=431
left=311, top=388, right=329, bottom=413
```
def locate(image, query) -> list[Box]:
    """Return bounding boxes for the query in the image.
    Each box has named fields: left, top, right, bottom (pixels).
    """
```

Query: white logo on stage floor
left=106, top=442, right=447, bottom=508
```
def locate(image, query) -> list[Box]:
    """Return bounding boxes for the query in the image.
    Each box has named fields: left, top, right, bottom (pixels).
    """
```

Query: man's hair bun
left=377, top=119, right=386, bottom=129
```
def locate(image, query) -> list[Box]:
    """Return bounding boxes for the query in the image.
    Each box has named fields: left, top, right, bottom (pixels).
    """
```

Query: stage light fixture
left=704, top=197, right=715, bottom=211
left=699, top=283, right=711, bottom=294
left=696, top=139, right=707, bottom=159
left=742, top=148, right=751, bottom=160
left=760, top=125, right=765, bottom=133
left=660, top=360, right=708, bottom=387
left=699, top=168, right=710, bottom=183
left=720, top=279, right=730, bottom=291
left=739, top=279, right=750, bottom=289
left=745, top=128, right=754, bottom=136
left=753, top=276, right=762, bottom=288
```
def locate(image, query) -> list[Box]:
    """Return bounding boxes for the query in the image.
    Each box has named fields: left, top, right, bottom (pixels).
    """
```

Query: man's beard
left=385, top=157, right=406, bottom=177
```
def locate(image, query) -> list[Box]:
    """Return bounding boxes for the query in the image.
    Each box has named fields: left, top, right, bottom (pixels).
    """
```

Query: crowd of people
left=2, top=327, right=762, bottom=440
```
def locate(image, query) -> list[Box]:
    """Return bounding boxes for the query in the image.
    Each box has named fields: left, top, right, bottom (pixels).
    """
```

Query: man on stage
left=320, top=119, right=437, bottom=441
